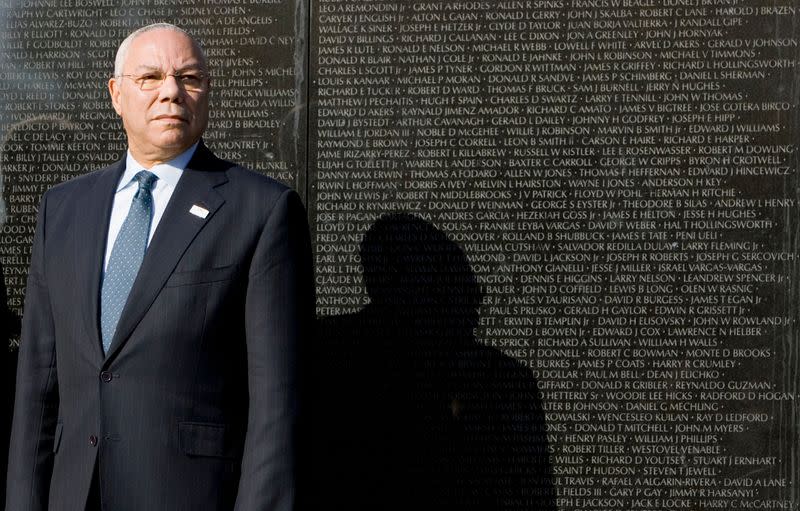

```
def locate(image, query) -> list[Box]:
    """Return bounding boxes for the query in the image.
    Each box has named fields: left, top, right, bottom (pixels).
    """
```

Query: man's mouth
left=154, top=114, right=188, bottom=122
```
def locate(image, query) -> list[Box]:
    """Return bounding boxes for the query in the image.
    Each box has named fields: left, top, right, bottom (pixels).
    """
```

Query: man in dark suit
left=5, top=23, right=312, bottom=511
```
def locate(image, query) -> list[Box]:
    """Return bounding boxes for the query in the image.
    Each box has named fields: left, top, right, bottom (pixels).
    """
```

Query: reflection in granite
left=312, top=213, right=554, bottom=510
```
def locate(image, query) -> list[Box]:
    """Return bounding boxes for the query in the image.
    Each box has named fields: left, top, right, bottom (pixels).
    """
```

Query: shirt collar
left=117, top=142, right=199, bottom=192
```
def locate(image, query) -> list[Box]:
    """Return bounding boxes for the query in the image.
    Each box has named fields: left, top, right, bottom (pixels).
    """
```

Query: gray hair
left=113, top=23, right=207, bottom=76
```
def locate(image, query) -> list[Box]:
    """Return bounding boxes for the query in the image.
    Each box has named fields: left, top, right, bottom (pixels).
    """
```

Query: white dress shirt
left=103, top=143, right=198, bottom=271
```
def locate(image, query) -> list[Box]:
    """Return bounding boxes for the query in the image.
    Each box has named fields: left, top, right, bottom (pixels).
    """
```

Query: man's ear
left=108, top=77, right=123, bottom=116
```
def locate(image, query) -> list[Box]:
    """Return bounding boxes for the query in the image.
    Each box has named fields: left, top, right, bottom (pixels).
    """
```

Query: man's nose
left=158, top=74, right=183, bottom=102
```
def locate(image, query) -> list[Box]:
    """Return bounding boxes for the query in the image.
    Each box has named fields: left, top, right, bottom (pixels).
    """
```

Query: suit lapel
left=76, top=161, right=124, bottom=360
left=104, top=144, right=228, bottom=363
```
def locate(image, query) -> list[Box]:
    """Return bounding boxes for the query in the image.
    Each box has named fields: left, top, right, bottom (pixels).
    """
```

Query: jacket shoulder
left=223, top=166, right=304, bottom=232
left=40, top=161, right=121, bottom=210
left=194, top=144, right=295, bottom=202
left=226, top=164, right=290, bottom=191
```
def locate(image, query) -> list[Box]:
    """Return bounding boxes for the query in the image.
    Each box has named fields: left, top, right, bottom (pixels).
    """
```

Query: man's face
left=108, top=29, right=209, bottom=165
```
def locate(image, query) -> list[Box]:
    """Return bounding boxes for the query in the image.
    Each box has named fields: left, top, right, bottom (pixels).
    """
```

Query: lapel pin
left=189, top=204, right=209, bottom=219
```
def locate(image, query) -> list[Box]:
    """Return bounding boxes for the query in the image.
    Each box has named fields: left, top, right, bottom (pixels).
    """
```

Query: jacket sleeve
left=5, top=191, right=60, bottom=511
left=234, top=188, right=313, bottom=511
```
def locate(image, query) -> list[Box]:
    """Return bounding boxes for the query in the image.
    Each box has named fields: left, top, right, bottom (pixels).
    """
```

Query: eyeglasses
left=118, top=71, right=208, bottom=92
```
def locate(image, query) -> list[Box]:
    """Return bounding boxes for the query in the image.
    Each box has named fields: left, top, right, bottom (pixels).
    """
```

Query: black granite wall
left=1, top=1, right=798, bottom=509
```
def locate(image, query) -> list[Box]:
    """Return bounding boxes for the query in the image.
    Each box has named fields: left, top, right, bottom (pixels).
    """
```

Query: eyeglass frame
left=115, top=71, right=210, bottom=92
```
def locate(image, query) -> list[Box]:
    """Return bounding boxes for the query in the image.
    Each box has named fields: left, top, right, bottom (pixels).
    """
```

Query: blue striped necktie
left=100, top=170, right=158, bottom=353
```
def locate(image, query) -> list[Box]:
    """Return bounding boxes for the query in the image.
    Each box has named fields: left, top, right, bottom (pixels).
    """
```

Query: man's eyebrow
left=130, top=65, right=162, bottom=74
left=129, top=63, right=207, bottom=74
left=174, top=65, right=207, bottom=73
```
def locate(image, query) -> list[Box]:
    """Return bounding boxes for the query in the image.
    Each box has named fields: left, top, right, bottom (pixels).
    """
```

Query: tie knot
left=133, top=170, right=158, bottom=195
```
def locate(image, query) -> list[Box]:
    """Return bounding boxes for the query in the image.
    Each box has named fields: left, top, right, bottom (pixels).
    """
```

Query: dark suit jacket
left=5, top=143, right=313, bottom=511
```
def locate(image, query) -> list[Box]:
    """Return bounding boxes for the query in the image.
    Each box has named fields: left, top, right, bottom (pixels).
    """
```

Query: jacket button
left=100, top=371, right=113, bottom=383
left=89, top=435, right=98, bottom=447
